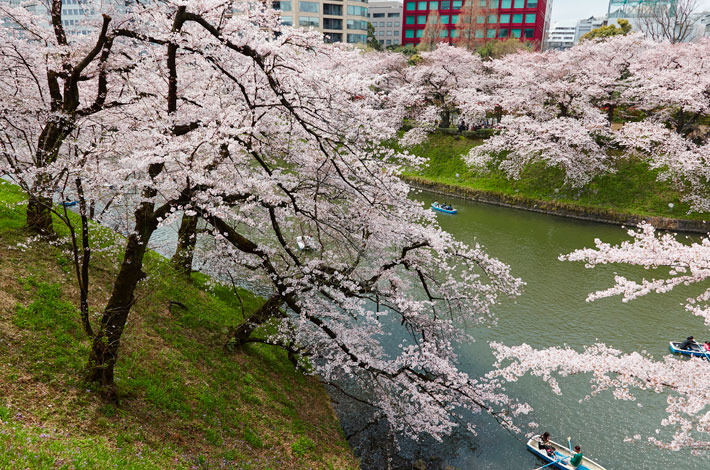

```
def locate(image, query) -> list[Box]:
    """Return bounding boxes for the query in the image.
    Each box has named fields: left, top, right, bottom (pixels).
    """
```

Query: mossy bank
left=0, top=181, right=357, bottom=469
left=404, top=133, right=710, bottom=233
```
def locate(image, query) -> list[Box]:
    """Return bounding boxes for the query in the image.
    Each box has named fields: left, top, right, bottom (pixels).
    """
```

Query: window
left=524, top=28, right=534, bottom=39
left=323, top=3, right=342, bottom=15
left=281, top=15, right=293, bottom=25
left=501, top=0, right=511, bottom=7
left=475, top=29, right=484, bottom=38
left=386, top=39, right=392, bottom=44
left=417, top=15, right=426, bottom=23
left=378, top=30, right=384, bottom=35
left=348, top=19, right=368, bottom=29
left=512, top=13, right=523, bottom=23
left=430, top=1, right=438, bottom=9
left=326, top=32, right=343, bottom=43
left=406, top=1, right=416, bottom=9
left=394, top=30, right=399, bottom=36
left=488, top=0, right=499, bottom=6
left=499, top=28, right=509, bottom=37
left=441, top=1, right=450, bottom=9
left=373, top=12, right=385, bottom=17
left=387, top=30, right=393, bottom=35
left=347, top=33, right=367, bottom=43
left=527, top=0, right=538, bottom=6
left=441, top=15, right=449, bottom=24
left=387, top=21, right=392, bottom=26
left=525, top=13, right=535, bottom=23
left=324, top=18, right=342, bottom=28
left=451, top=14, right=459, bottom=24
left=514, top=0, right=524, bottom=7
left=299, top=16, right=319, bottom=26
left=393, top=38, right=400, bottom=44
left=406, top=15, right=415, bottom=24
left=500, top=14, right=510, bottom=23
left=395, top=21, right=400, bottom=26
left=388, top=12, right=400, bottom=17
left=476, top=15, right=485, bottom=23
left=487, top=28, right=496, bottom=38
left=274, top=1, right=292, bottom=11
left=451, top=29, right=459, bottom=37
left=511, top=28, right=521, bottom=38
left=452, top=0, right=462, bottom=7
left=439, top=29, right=448, bottom=38
left=347, top=5, right=368, bottom=16
left=488, top=14, right=497, bottom=23
left=416, top=29, right=423, bottom=37
left=405, top=29, right=415, bottom=38
left=379, top=21, right=385, bottom=26
left=299, top=1, right=319, bottom=13
left=418, top=1, right=427, bottom=9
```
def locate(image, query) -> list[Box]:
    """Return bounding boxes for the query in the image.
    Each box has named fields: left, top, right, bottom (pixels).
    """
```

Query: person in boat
left=433, top=200, right=439, bottom=207
left=569, top=445, right=583, bottom=468
left=704, top=341, right=710, bottom=352
left=537, top=432, right=555, bottom=457
left=679, top=336, right=696, bottom=350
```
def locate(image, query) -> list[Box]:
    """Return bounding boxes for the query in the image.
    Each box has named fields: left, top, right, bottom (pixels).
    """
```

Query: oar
left=534, top=455, right=569, bottom=470
left=567, top=436, right=573, bottom=454
left=692, top=341, right=710, bottom=361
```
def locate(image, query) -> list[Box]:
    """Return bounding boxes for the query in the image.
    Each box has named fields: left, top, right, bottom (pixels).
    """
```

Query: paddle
left=693, top=341, right=710, bottom=361
left=534, top=455, right=570, bottom=470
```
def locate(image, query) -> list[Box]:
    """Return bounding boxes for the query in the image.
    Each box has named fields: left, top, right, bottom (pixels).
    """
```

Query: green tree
left=477, top=38, right=531, bottom=60
left=581, top=19, right=632, bottom=42
left=367, top=23, right=383, bottom=51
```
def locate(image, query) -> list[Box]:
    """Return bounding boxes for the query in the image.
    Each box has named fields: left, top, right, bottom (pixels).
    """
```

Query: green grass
left=0, top=180, right=357, bottom=470
left=403, top=133, right=703, bottom=220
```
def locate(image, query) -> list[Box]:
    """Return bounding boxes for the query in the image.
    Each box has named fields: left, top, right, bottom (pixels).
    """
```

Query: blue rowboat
left=432, top=203, right=457, bottom=214
left=59, top=201, right=79, bottom=207
left=527, top=435, right=606, bottom=470
left=669, top=341, right=710, bottom=358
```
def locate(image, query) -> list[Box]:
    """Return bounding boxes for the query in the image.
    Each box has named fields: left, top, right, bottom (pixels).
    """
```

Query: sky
left=552, top=0, right=710, bottom=22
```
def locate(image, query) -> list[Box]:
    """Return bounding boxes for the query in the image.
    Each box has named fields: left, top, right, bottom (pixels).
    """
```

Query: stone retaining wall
left=404, top=176, right=710, bottom=234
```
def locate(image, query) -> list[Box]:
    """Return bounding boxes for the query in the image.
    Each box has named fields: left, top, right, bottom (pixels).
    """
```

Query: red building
left=402, top=0, right=552, bottom=50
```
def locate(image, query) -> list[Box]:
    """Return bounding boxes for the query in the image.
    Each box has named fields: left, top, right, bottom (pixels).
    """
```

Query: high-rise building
left=607, top=0, right=676, bottom=19
left=368, top=1, right=404, bottom=47
left=275, top=0, right=370, bottom=44
left=401, top=0, right=552, bottom=49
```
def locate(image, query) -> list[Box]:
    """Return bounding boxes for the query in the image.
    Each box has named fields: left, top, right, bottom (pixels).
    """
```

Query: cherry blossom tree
left=464, top=35, right=648, bottom=187
left=0, top=0, right=138, bottom=237
left=389, top=45, right=489, bottom=146
left=1, top=0, right=535, bottom=442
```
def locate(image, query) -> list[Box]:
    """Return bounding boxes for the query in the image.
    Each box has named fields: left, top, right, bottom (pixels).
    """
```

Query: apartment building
left=547, top=20, right=575, bottom=49
left=402, top=0, right=552, bottom=49
left=368, top=1, right=403, bottom=47
left=275, top=0, right=370, bottom=44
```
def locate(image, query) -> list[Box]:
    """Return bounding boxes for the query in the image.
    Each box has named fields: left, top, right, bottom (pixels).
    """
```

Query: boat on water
left=527, top=435, right=607, bottom=470
left=669, top=341, right=710, bottom=358
left=59, top=201, right=79, bottom=207
left=431, top=202, right=457, bottom=214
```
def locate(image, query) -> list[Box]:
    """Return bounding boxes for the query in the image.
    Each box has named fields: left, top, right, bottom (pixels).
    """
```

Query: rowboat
left=669, top=341, right=710, bottom=358
left=527, top=435, right=607, bottom=470
left=59, top=201, right=79, bottom=207
left=431, top=203, right=457, bottom=214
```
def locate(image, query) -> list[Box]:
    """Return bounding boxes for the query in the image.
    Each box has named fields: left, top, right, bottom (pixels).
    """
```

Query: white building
left=547, top=20, right=576, bottom=49
left=367, top=1, right=403, bottom=47
left=574, top=15, right=606, bottom=42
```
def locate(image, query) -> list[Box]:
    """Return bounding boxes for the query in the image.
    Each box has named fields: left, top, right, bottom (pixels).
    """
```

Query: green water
left=417, top=192, right=710, bottom=469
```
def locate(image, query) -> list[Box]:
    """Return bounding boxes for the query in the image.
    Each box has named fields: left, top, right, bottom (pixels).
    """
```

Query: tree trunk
left=26, top=194, right=55, bottom=237
left=440, top=109, right=451, bottom=129
left=171, top=213, right=198, bottom=276
left=88, top=204, right=157, bottom=390
left=229, top=295, right=283, bottom=347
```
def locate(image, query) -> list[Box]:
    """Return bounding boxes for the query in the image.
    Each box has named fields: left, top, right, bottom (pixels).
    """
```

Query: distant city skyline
left=552, top=0, right=710, bottom=22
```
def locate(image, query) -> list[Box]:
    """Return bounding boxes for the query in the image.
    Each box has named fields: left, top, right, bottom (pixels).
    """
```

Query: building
left=368, top=1, right=403, bottom=47
left=1, top=1, right=132, bottom=36
left=401, top=0, right=552, bottom=49
left=546, top=20, right=575, bottom=49
left=275, top=0, right=370, bottom=44
left=574, top=15, right=606, bottom=42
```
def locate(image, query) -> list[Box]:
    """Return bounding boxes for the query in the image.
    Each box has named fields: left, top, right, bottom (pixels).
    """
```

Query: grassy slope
left=0, top=181, right=357, bottom=470
left=403, top=133, right=702, bottom=220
